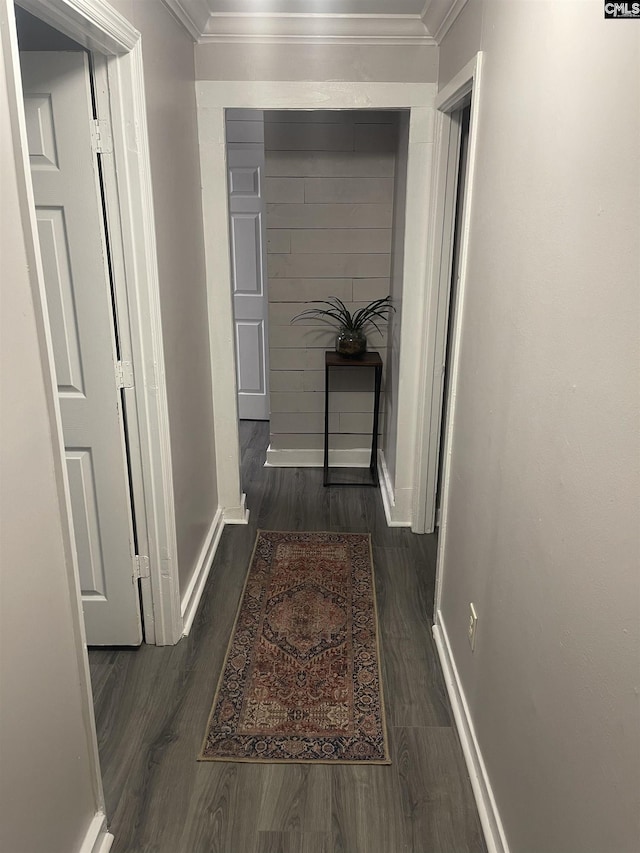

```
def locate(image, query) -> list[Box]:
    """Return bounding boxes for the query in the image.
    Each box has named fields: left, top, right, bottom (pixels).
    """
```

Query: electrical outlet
left=468, top=603, right=478, bottom=651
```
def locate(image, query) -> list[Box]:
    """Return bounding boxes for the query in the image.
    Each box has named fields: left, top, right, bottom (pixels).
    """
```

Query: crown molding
left=161, top=0, right=209, bottom=41
left=162, top=0, right=467, bottom=45
left=196, top=33, right=436, bottom=45
left=428, top=0, right=469, bottom=42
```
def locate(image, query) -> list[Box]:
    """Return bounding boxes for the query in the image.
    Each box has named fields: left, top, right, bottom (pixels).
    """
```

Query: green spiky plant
left=291, top=295, right=395, bottom=337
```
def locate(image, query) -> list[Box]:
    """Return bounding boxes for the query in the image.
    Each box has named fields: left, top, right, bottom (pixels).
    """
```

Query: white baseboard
left=265, top=446, right=372, bottom=468
left=378, top=450, right=411, bottom=527
left=433, top=611, right=510, bottom=853
left=222, top=492, right=249, bottom=524
left=181, top=508, right=224, bottom=636
left=79, top=813, right=113, bottom=853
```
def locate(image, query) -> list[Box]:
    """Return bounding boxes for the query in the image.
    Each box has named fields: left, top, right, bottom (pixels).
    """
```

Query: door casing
left=413, top=55, right=484, bottom=538
left=420, top=55, right=484, bottom=616
left=196, top=82, right=440, bottom=530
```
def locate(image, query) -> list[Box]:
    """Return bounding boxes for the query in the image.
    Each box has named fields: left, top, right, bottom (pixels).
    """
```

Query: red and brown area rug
left=200, top=530, right=390, bottom=764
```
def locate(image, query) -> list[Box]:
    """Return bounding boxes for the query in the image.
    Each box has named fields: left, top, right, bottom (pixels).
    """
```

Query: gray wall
left=108, top=0, right=217, bottom=592
left=438, top=0, right=483, bottom=89
left=438, top=2, right=640, bottom=851
left=0, top=17, right=99, bottom=849
left=264, top=110, right=398, bottom=456
left=196, top=42, right=438, bottom=83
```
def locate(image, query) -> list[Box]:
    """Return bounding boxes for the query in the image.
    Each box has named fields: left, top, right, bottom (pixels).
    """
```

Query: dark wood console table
left=323, top=351, right=383, bottom=487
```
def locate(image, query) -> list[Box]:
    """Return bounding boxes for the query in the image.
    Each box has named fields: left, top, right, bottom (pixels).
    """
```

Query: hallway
left=89, top=421, right=486, bottom=852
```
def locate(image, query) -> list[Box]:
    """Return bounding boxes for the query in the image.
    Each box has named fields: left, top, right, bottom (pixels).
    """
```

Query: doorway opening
left=223, top=106, right=411, bottom=505
left=16, top=7, right=143, bottom=646
left=426, top=55, right=483, bottom=620
left=435, top=102, right=471, bottom=515
left=12, top=1, right=181, bottom=647
left=199, top=84, right=438, bottom=529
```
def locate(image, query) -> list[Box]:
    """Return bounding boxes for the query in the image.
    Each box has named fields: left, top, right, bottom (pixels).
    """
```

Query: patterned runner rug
left=200, top=530, right=390, bottom=764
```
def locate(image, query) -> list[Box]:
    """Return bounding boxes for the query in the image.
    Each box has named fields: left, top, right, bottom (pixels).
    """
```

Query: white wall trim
left=110, top=42, right=182, bottom=645
left=378, top=449, right=395, bottom=524
left=196, top=82, right=437, bottom=535
left=436, top=52, right=480, bottom=111
left=13, top=0, right=183, bottom=646
left=378, top=450, right=411, bottom=527
left=378, top=450, right=412, bottom=527
left=195, top=33, right=436, bottom=46
left=432, top=53, right=483, bottom=616
left=433, top=612, right=510, bottom=853
left=393, top=105, right=436, bottom=532
left=223, top=493, right=250, bottom=525
left=265, top=446, right=373, bottom=468
left=161, top=0, right=205, bottom=41
left=180, top=508, right=224, bottom=635
left=160, top=0, right=468, bottom=45
left=79, top=813, right=113, bottom=853
left=430, top=0, right=470, bottom=43
left=17, top=0, right=138, bottom=53
left=413, top=53, right=483, bottom=538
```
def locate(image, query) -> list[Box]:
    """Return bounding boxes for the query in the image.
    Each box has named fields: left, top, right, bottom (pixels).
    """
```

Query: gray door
left=22, top=51, right=142, bottom=645
left=227, top=111, right=270, bottom=420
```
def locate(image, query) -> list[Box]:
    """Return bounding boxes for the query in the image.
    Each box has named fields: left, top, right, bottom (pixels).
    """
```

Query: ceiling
left=162, top=0, right=468, bottom=44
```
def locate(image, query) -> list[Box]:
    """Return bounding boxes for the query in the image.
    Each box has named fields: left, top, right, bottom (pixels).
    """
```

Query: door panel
left=21, top=51, right=142, bottom=645
left=35, top=209, right=84, bottom=394
left=229, top=165, right=260, bottom=196
left=65, top=449, right=107, bottom=598
left=24, top=92, right=58, bottom=168
left=236, top=320, right=266, bottom=391
left=231, top=212, right=263, bottom=295
left=227, top=135, right=270, bottom=421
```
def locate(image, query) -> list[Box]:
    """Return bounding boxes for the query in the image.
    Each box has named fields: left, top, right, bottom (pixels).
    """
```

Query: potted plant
left=291, top=295, right=395, bottom=358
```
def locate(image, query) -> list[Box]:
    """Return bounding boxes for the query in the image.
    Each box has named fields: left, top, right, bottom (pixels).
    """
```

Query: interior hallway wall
left=108, top=0, right=217, bottom=594
left=437, top=2, right=640, bottom=851
left=264, top=110, right=397, bottom=460
left=0, top=12, right=101, bottom=849
left=195, top=42, right=438, bottom=83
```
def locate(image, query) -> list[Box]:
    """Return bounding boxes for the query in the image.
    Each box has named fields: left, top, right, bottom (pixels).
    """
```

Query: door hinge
left=90, top=118, right=112, bottom=155
left=133, top=555, right=150, bottom=581
left=115, top=360, right=134, bottom=389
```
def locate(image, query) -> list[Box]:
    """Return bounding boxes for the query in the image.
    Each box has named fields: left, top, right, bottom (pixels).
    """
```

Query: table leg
left=323, top=363, right=330, bottom=486
left=370, top=364, right=382, bottom=483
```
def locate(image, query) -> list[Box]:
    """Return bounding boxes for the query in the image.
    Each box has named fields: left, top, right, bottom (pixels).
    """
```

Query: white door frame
left=9, top=0, right=182, bottom=645
left=413, top=55, right=483, bottom=607
left=412, top=55, right=484, bottom=536
left=196, top=82, right=438, bottom=527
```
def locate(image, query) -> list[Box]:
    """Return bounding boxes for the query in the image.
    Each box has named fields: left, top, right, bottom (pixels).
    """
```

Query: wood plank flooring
left=89, top=421, right=486, bottom=853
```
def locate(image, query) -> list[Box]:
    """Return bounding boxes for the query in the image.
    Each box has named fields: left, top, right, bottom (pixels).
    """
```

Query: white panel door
left=227, top=137, right=270, bottom=420
left=21, top=52, right=142, bottom=646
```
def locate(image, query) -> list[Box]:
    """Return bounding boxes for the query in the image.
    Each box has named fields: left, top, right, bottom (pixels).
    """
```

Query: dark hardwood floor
left=89, top=421, right=486, bottom=853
